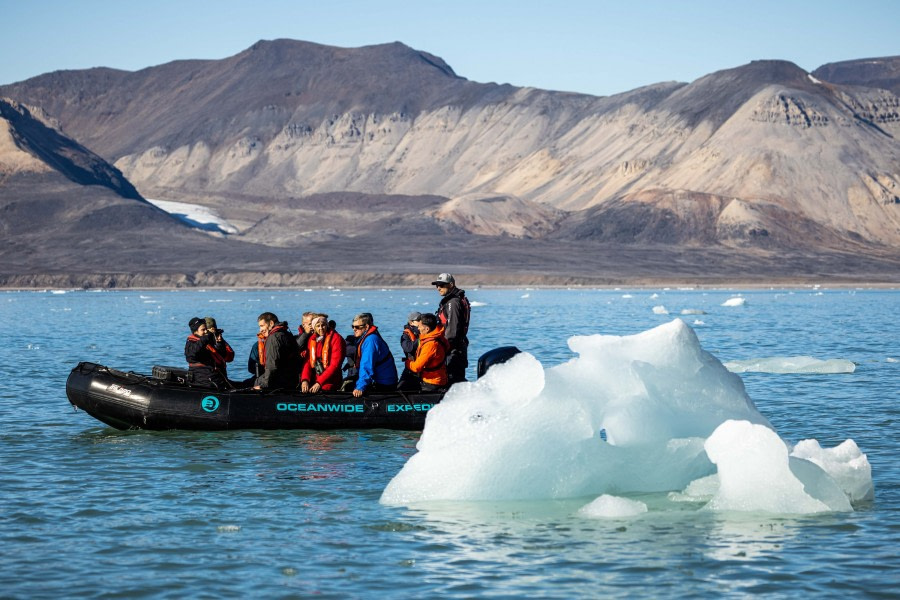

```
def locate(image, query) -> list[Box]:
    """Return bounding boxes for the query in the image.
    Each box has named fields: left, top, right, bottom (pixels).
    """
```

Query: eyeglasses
left=435, top=283, right=449, bottom=288
left=352, top=324, right=366, bottom=330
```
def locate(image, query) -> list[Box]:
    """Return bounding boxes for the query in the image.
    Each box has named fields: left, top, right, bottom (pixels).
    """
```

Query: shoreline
left=1, top=271, right=898, bottom=291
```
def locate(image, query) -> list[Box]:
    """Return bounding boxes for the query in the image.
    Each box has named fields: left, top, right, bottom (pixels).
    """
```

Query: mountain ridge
left=1, top=40, right=899, bottom=286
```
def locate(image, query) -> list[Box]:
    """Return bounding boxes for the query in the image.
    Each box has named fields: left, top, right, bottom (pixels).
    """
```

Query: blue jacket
left=355, top=326, right=398, bottom=391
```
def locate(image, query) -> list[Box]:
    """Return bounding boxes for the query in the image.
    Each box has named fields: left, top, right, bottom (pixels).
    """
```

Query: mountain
left=1, top=41, right=899, bottom=286
left=812, top=56, right=900, bottom=95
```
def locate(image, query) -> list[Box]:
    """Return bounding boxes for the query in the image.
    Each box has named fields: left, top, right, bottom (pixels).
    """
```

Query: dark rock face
left=0, top=98, right=141, bottom=199
left=812, top=56, right=900, bottom=95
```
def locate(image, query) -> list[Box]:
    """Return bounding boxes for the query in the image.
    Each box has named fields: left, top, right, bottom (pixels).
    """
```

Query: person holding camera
left=185, top=317, right=231, bottom=389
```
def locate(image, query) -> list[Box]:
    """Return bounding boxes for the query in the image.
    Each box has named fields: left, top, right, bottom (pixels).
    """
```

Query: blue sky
left=2, top=0, right=898, bottom=96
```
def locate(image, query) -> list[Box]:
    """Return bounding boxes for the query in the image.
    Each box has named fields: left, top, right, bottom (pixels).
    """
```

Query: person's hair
left=258, top=312, right=278, bottom=324
left=353, top=312, right=373, bottom=326
left=418, top=313, right=438, bottom=329
left=302, top=311, right=317, bottom=319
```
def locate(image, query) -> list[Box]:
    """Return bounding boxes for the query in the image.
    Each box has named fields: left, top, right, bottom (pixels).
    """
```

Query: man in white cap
left=431, top=272, right=471, bottom=384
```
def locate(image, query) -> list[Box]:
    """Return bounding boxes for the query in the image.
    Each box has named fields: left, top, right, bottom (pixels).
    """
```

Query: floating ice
left=791, top=438, right=873, bottom=502
left=681, top=309, right=706, bottom=315
left=578, top=495, right=647, bottom=519
left=724, top=356, right=856, bottom=374
left=469, top=301, right=488, bottom=307
left=381, top=319, right=871, bottom=515
left=703, top=420, right=851, bottom=513
left=382, top=319, right=773, bottom=505
left=722, top=297, right=746, bottom=307
left=652, top=305, right=669, bottom=314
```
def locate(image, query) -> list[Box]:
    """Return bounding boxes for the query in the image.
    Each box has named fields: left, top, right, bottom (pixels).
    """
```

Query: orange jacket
left=409, top=325, right=450, bottom=386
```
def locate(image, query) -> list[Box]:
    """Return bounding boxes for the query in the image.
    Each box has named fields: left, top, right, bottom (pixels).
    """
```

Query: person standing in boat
left=351, top=312, right=398, bottom=397
left=184, top=317, right=230, bottom=389
left=204, top=317, right=235, bottom=379
left=253, top=312, right=301, bottom=390
left=300, top=315, right=346, bottom=393
left=397, top=311, right=421, bottom=391
left=407, top=313, right=450, bottom=392
left=432, top=273, right=471, bottom=384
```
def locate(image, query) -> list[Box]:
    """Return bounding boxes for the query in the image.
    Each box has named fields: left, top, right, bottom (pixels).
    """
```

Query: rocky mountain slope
left=1, top=41, right=899, bottom=285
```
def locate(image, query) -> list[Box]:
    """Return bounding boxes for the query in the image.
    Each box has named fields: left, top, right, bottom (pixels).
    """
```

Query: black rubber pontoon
left=66, top=362, right=443, bottom=431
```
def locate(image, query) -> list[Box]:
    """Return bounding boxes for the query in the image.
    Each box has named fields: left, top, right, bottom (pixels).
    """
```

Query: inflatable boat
left=65, top=347, right=520, bottom=431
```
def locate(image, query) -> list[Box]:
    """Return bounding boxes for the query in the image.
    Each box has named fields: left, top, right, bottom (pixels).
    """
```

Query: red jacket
left=301, top=329, right=346, bottom=390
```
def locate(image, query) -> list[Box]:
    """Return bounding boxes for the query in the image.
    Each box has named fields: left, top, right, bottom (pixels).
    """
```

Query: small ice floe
left=50, top=290, right=66, bottom=295
left=652, top=305, right=669, bottom=315
left=578, top=494, right=648, bottom=519
left=216, top=525, right=241, bottom=533
left=724, top=356, right=856, bottom=374
left=681, top=309, right=706, bottom=315
left=722, top=297, right=746, bottom=307
left=887, top=357, right=899, bottom=363
left=621, top=294, right=633, bottom=299
left=693, top=319, right=706, bottom=326
left=650, top=293, right=659, bottom=299
left=521, top=293, right=530, bottom=299
left=470, top=301, right=488, bottom=307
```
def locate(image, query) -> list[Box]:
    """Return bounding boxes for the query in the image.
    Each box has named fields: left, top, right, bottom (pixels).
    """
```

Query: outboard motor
left=476, top=346, right=521, bottom=379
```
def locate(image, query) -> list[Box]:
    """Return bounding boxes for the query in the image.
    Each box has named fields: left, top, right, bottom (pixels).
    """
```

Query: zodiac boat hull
left=65, top=362, right=443, bottom=431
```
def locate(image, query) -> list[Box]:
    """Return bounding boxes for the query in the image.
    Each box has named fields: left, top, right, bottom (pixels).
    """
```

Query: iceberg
left=381, top=319, right=870, bottom=515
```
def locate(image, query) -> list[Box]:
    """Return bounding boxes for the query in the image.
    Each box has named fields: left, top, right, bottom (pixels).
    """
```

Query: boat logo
left=106, top=384, right=132, bottom=397
left=201, top=395, right=220, bottom=412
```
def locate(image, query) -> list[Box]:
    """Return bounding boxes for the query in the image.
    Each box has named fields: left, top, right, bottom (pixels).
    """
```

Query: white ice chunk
left=578, top=495, right=647, bottom=518
left=652, top=305, right=669, bottom=314
left=791, top=438, right=874, bottom=502
left=669, top=474, right=719, bottom=502
left=724, top=356, right=856, bottom=374
left=704, top=420, right=852, bottom=513
left=381, top=319, right=771, bottom=505
left=681, top=309, right=706, bottom=315
left=722, top=297, right=746, bottom=307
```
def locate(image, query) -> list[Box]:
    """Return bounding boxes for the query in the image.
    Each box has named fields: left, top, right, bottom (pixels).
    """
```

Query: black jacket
left=400, top=324, right=419, bottom=360
left=256, top=322, right=301, bottom=389
left=437, top=288, right=470, bottom=353
left=185, top=332, right=216, bottom=367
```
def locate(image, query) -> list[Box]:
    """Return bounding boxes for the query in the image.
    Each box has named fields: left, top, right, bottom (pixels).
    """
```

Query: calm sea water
left=1, top=287, right=898, bottom=598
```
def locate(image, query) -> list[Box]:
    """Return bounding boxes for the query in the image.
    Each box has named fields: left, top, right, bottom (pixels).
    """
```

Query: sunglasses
left=352, top=324, right=366, bottom=330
